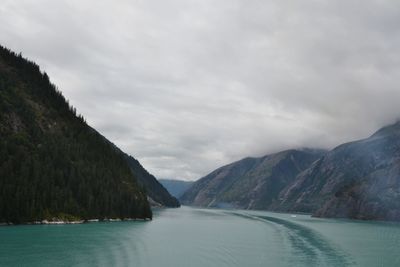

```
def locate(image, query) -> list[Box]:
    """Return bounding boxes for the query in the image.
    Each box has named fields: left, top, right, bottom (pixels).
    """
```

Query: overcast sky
left=1, top=0, right=400, bottom=180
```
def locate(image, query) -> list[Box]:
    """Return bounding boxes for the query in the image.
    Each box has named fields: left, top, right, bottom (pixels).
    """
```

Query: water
left=1, top=207, right=400, bottom=267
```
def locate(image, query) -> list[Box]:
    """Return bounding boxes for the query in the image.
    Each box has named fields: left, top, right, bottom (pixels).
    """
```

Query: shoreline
left=0, top=217, right=151, bottom=226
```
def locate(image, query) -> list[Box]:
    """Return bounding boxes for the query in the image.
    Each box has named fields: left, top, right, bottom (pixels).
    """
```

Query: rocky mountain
left=182, top=121, right=400, bottom=221
left=276, top=121, right=400, bottom=221
left=0, top=45, right=175, bottom=223
left=180, top=149, right=325, bottom=209
left=159, top=179, right=194, bottom=198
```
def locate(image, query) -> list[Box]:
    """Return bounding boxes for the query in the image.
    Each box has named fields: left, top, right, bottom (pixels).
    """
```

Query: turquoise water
left=1, top=207, right=400, bottom=267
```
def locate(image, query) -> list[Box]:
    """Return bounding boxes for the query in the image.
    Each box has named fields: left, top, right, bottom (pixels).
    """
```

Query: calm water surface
left=1, top=207, right=399, bottom=267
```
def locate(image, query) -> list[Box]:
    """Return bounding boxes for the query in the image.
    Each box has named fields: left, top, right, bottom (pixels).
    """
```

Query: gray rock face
left=277, top=121, right=400, bottom=221
left=181, top=121, right=400, bottom=221
left=180, top=149, right=325, bottom=209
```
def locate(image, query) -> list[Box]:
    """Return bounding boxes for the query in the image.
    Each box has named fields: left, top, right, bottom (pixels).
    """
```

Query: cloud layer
left=2, top=0, right=400, bottom=180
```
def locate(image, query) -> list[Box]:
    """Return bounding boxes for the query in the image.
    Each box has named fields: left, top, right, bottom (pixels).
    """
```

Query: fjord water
left=1, top=207, right=399, bottom=267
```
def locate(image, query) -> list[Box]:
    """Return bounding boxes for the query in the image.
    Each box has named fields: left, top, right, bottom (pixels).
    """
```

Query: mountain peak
left=370, top=120, right=400, bottom=138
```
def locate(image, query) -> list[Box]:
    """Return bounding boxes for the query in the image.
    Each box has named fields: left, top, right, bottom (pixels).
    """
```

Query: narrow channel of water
left=0, top=207, right=399, bottom=267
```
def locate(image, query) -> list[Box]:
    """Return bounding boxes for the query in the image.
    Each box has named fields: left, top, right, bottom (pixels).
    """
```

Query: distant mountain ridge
left=181, top=122, right=400, bottom=221
left=159, top=179, right=194, bottom=198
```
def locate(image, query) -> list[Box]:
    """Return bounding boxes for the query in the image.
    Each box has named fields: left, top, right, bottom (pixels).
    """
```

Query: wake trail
left=227, top=211, right=355, bottom=267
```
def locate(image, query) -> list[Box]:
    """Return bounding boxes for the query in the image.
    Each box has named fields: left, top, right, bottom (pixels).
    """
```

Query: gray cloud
left=2, top=0, right=400, bottom=180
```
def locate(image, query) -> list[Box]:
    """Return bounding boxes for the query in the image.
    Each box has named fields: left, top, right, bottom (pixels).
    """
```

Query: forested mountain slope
left=0, top=46, right=154, bottom=223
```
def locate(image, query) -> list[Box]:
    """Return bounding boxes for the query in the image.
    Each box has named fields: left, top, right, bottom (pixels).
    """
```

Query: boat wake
left=227, top=211, right=355, bottom=267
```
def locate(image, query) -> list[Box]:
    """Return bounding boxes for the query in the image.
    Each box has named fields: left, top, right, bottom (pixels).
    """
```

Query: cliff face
left=180, top=149, right=325, bottom=209
left=277, top=122, right=400, bottom=221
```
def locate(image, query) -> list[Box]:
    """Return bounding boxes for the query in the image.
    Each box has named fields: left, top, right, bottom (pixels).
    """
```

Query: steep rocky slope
left=277, top=121, right=400, bottom=220
left=180, top=149, right=325, bottom=209
left=182, top=121, right=400, bottom=221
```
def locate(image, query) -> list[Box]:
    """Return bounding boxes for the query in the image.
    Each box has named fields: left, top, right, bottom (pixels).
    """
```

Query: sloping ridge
left=93, top=132, right=179, bottom=208
left=180, top=149, right=325, bottom=209
left=123, top=155, right=180, bottom=207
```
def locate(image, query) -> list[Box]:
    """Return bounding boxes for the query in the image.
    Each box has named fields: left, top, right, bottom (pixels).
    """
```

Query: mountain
left=124, top=156, right=180, bottom=207
left=159, top=179, right=194, bottom=198
left=180, top=149, right=325, bottom=209
left=276, top=121, right=400, bottom=221
left=0, top=45, right=157, bottom=223
left=182, top=121, right=400, bottom=221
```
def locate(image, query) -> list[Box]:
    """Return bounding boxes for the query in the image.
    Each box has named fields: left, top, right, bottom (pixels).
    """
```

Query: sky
left=1, top=0, right=400, bottom=181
